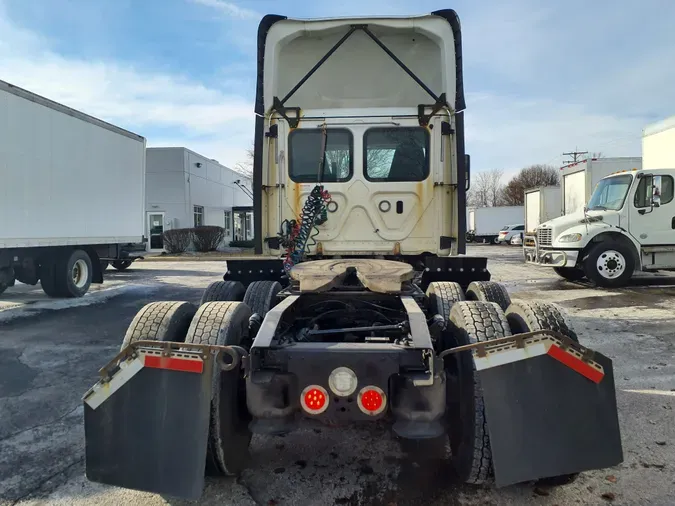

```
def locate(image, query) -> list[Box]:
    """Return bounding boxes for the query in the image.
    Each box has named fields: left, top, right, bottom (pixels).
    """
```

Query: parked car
left=511, top=233, right=523, bottom=246
left=497, top=224, right=525, bottom=244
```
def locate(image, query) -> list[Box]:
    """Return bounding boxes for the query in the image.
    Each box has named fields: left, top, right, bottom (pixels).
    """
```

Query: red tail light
left=357, top=386, right=387, bottom=415
left=301, top=385, right=329, bottom=414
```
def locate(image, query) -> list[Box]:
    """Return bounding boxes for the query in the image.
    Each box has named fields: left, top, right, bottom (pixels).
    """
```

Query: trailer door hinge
left=265, top=124, right=278, bottom=138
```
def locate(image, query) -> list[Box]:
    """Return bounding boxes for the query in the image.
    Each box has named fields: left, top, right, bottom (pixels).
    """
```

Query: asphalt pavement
left=0, top=248, right=673, bottom=506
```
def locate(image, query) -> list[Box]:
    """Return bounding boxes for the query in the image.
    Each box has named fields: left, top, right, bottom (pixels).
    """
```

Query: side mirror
left=465, top=154, right=471, bottom=191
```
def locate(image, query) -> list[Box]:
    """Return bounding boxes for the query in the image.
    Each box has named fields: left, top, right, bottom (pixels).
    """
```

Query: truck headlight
left=559, top=233, right=582, bottom=243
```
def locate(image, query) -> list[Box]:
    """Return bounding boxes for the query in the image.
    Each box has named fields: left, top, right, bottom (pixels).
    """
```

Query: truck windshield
left=587, top=175, right=633, bottom=211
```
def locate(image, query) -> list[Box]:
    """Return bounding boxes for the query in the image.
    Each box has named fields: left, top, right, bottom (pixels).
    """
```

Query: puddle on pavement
left=558, top=287, right=675, bottom=310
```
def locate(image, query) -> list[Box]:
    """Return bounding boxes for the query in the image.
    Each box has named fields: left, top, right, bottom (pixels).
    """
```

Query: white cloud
left=188, top=0, right=259, bottom=20
left=0, top=2, right=255, bottom=168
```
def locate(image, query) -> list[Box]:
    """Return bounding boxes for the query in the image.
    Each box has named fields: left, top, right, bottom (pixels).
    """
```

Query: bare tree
left=501, top=164, right=559, bottom=206
left=233, top=142, right=254, bottom=176
left=468, top=169, right=504, bottom=207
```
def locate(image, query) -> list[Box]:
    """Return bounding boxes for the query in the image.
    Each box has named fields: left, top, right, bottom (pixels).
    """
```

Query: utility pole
left=562, top=148, right=588, bottom=165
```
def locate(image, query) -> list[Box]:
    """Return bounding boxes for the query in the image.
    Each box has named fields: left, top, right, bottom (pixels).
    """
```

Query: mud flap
left=83, top=353, right=214, bottom=500
left=477, top=344, right=623, bottom=486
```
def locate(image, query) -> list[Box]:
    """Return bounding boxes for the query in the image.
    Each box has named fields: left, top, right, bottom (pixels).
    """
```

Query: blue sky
left=1, top=0, right=674, bottom=180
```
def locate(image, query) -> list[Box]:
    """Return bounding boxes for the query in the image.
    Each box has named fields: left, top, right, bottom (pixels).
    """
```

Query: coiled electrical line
left=279, top=185, right=331, bottom=272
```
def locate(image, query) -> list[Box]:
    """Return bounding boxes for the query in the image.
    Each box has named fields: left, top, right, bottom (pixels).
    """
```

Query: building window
left=224, top=210, right=232, bottom=236
left=194, top=205, right=204, bottom=227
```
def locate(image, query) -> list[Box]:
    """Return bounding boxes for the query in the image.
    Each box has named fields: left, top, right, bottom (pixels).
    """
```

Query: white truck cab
left=524, top=167, right=675, bottom=286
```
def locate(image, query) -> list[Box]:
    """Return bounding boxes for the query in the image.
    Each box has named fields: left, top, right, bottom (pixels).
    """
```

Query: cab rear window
left=364, top=127, right=429, bottom=182
left=288, top=129, right=352, bottom=183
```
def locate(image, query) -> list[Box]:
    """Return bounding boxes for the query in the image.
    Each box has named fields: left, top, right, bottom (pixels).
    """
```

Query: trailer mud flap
left=83, top=350, right=214, bottom=500
left=476, top=338, right=623, bottom=486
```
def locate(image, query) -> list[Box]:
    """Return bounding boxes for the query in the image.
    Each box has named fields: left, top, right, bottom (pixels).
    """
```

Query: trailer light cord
left=279, top=185, right=332, bottom=272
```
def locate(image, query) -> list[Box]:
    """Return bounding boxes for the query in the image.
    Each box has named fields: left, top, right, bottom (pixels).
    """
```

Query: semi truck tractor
left=561, top=157, right=642, bottom=216
left=525, top=167, right=675, bottom=286
left=82, top=10, right=622, bottom=500
left=0, top=79, right=146, bottom=297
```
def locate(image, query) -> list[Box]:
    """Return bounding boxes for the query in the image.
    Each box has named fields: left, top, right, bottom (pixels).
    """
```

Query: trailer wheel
left=553, top=267, right=585, bottom=282
left=243, top=280, right=282, bottom=319
left=504, top=300, right=579, bottom=486
left=505, top=301, right=578, bottom=343
left=583, top=241, right=634, bottom=288
left=445, top=301, right=512, bottom=485
left=184, top=301, right=252, bottom=476
left=112, top=259, right=132, bottom=271
left=121, top=301, right=197, bottom=350
left=465, top=281, right=511, bottom=312
left=51, top=249, right=93, bottom=298
left=426, top=282, right=465, bottom=322
left=0, top=282, right=7, bottom=296
left=201, top=281, right=246, bottom=305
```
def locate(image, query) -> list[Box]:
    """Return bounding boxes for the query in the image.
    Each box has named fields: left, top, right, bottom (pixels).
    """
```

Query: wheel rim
left=72, top=259, right=89, bottom=288
left=596, top=250, right=626, bottom=279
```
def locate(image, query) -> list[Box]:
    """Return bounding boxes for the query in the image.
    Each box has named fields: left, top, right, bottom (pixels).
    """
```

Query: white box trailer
left=560, top=157, right=641, bottom=215
left=467, top=206, right=524, bottom=243
left=524, top=186, right=561, bottom=233
left=0, top=79, right=146, bottom=297
left=642, top=116, right=675, bottom=169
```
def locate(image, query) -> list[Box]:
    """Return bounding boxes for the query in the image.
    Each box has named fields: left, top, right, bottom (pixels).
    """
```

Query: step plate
left=479, top=350, right=623, bottom=486
left=84, top=360, right=213, bottom=500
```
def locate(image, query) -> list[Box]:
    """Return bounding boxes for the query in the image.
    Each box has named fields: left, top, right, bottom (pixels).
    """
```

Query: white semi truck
left=525, top=186, right=562, bottom=233
left=466, top=206, right=524, bottom=243
left=0, top=79, right=146, bottom=297
left=82, top=10, right=621, bottom=501
left=561, top=157, right=642, bottom=215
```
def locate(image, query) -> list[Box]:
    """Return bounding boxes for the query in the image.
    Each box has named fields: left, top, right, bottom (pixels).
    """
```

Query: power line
left=562, top=148, right=588, bottom=165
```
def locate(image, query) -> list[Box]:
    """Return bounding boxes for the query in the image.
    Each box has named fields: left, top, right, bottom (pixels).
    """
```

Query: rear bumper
left=523, top=236, right=579, bottom=268
left=246, top=344, right=446, bottom=438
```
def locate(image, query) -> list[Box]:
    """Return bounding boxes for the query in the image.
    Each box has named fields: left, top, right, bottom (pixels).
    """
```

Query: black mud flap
left=84, top=357, right=213, bottom=500
left=479, top=349, right=623, bottom=486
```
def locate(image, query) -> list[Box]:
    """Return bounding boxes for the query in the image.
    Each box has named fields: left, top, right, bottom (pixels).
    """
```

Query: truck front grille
left=537, top=228, right=552, bottom=246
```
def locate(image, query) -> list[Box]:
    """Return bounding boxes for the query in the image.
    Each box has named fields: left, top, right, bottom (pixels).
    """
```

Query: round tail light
left=357, top=386, right=387, bottom=416
left=301, top=385, right=329, bottom=415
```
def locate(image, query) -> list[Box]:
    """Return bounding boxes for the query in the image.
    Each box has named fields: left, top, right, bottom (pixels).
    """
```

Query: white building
left=145, top=147, right=253, bottom=251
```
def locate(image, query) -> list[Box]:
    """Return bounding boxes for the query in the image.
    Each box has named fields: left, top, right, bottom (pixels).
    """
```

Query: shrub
left=163, top=228, right=193, bottom=254
left=229, top=240, right=255, bottom=248
left=193, top=226, right=225, bottom=252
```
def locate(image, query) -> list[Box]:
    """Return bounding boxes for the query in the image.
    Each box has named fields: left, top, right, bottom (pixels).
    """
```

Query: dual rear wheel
left=425, top=280, right=579, bottom=486
left=121, top=279, right=282, bottom=478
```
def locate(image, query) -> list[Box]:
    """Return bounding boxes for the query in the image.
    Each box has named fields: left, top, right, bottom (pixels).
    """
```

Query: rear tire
left=0, top=282, right=7, bottom=296
left=553, top=267, right=585, bottom=282
left=426, top=282, right=465, bottom=322
left=52, top=249, right=93, bottom=298
left=505, top=301, right=578, bottom=343
left=243, top=281, right=282, bottom=319
left=39, top=256, right=60, bottom=297
left=465, top=281, right=511, bottom=312
left=112, top=259, right=132, bottom=271
left=121, top=301, right=197, bottom=349
left=201, top=281, right=246, bottom=305
left=445, top=301, right=512, bottom=485
left=184, top=301, right=253, bottom=476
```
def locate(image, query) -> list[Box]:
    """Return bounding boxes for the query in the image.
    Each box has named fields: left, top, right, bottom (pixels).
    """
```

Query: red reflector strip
left=547, top=344, right=604, bottom=384
left=144, top=355, right=203, bottom=374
